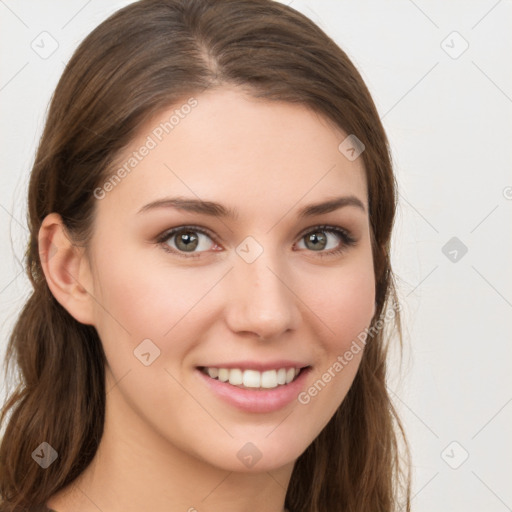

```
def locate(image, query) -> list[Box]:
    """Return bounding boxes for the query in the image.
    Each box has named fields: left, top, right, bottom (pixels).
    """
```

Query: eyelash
left=155, top=224, right=356, bottom=259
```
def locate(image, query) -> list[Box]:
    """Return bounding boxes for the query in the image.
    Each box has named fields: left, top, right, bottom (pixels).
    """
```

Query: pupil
left=306, top=232, right=326, bottom=251
left=177, top=231, right=198, bottom=251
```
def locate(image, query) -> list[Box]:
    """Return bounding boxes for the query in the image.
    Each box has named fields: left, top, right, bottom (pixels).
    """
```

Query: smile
left=196, top=365, right=312, bottom=413
left=198, top=366, right=303, bottom=390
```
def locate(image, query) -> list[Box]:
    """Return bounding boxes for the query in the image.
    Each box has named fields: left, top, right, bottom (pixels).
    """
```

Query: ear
left=38, top=213, right=95, bottom=325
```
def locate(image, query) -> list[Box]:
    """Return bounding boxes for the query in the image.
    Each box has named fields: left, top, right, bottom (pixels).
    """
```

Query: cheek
left=90, top=247, right=221, bottom=357
left=289, top=263, right=375, bottom=446
left=303, top=257, right=375, bottom=351
left=92, top=248, right=204, bottom=337
left=337, top=269, right=375, bottom=343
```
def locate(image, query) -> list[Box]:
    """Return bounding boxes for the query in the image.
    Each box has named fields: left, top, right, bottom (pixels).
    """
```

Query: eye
left=155, top=223, right=356, bottom=259
left=156, top=225, right=219, bottom=258
left=295, top=224, right=356, bottom=257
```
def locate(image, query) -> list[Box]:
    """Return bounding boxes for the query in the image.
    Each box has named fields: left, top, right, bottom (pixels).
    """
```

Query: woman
left=0, top=0, right=410, bottom=511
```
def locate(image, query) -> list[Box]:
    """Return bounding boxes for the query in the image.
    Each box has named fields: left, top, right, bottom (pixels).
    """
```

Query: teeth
left=228, top=369, right=243, bottom=386
left=261, top=370, right=276, bottom=388
left=207, top=367, right=219, bottom=379
left=218, top=368, right=229, bottom=382
left=243, top=369, right=260, bottom=388
left=202, top=366, right=303, bottom=389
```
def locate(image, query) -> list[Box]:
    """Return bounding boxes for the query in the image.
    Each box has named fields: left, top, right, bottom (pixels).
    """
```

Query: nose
left=224, top=247, right=301, bottom=340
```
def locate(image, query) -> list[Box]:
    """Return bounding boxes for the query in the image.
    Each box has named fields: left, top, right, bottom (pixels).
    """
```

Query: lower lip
left=196, top=367, right=312, bottom=413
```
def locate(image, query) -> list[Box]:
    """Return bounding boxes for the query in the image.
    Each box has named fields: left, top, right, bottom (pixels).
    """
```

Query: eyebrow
left=137, top=195, right=366, bottom=219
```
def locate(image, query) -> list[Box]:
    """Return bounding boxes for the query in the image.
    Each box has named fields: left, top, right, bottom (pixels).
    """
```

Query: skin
left=41, top=86, right=376, bottom=512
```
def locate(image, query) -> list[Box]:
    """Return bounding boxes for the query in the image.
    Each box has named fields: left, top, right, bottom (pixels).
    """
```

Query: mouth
left=197, top=365, right=311, bottom=391
left=195, top=364, right=313, bottom=413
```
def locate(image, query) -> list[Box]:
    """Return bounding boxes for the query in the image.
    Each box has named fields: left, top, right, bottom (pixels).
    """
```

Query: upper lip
left=197, top=360, right=311, bottom=372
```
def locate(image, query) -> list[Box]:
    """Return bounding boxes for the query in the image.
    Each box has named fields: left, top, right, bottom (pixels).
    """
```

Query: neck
left=47, top=369, right=294, bottom=512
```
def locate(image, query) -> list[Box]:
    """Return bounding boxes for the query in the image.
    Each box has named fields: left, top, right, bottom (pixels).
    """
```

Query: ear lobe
left=38, top=213, right=95, bottom=325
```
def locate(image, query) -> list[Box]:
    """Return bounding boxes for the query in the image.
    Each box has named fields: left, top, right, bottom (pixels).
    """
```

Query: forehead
left=96, top=86, right=368, bottom=223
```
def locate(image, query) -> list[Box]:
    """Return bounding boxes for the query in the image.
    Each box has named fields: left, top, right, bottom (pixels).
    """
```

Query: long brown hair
left=0, top=0, right=411, bottom=510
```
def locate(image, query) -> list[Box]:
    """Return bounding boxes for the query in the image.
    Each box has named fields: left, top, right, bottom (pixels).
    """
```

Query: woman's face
left=83, top=86, right=375, bottom=472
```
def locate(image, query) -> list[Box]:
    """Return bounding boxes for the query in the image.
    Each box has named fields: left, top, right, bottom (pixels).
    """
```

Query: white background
left=1, top=1, right=511, bottom=511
